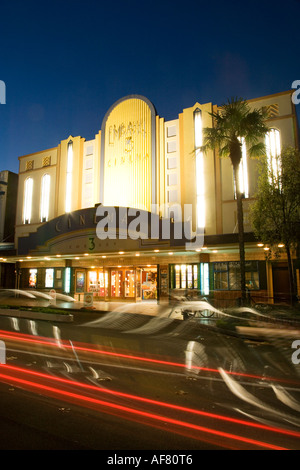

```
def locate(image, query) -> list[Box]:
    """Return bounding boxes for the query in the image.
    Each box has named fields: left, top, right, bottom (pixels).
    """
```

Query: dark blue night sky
left=0, top=0, right=299, bottom=174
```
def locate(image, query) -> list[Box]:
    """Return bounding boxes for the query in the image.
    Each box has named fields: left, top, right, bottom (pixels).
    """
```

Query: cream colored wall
left=220, top=91, right=298, bottom=235
left=81, top=139, right=96, bottom=209
left=179, top=102, right=216, bottom=234
left=56, top=136, right=84, bottom=216
left=14, top=92, right=298, bottom=249
left=94, top=132, right=101, bottom=205
left=164, top=119, right=181, bottom=219
left=155, top=116, right=165, bottom=214
left=15, top=148, right=58, bottom=244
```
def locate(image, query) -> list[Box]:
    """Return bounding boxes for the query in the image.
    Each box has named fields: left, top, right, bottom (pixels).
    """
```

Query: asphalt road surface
left=0, top=308, right=300, bottom=452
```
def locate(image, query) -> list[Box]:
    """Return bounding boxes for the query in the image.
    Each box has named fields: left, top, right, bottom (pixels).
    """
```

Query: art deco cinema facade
left=11, top=92, right=299, bottom=305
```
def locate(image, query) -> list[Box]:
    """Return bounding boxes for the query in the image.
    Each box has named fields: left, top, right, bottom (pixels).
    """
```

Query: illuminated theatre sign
left=100, top=95, right=157, bottom=212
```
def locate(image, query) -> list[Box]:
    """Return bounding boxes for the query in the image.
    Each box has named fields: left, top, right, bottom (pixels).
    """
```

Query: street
left=0, top=307, right=300, bottom=451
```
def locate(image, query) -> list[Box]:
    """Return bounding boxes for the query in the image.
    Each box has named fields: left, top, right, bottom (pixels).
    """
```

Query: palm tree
left=200, top=98, right=269, bottom=304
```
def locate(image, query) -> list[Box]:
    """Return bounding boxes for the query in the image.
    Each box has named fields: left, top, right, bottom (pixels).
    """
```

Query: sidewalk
left=0, top=298, right=175, bottom=321
left=53, top=299, right=174, bottom=318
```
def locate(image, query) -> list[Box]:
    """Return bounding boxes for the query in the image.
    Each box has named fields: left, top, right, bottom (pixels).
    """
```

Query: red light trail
left=0, top=328, right=299, bottom=385
left=1, top=363, right=300, bottom=440
left=0, top=364, right=289, bottom=450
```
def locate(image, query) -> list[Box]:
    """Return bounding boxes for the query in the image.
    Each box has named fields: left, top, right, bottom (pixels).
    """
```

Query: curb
left=0, top=308, right=74, bottom=322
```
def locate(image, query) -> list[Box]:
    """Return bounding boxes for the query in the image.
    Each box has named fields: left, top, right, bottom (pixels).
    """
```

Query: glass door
left=136, top=268, right=142, bottom=301
left=111, top=270, right=123, bottom=298
left=125, top=270, right=135, bottom=298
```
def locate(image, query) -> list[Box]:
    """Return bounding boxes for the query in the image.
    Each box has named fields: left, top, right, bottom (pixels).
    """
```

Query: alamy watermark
left=291, top=340, right=300, bottom=365
left=95, top=204, right=204, bottom=250
left=292, top=80, right=300, bottom=105
left=0, top=80, right=6, bottom=104
left=0, top=340, right=6, bottom=364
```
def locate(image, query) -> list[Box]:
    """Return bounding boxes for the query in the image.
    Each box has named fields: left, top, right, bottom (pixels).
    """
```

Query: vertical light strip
left=194, top=109, right=205, bottom=229
left=238, top=137, right=249, bottom=198
left=201, top=262, right=209, bottom=295
left=65, top=267, right=71, bottom=294
left=40, top=174, right=50, bottom=222
left=65, top=140, right=73, bottom=213
left=23, top=177, right=33, bottom=224
left=265, top=129, right=281, bottom=181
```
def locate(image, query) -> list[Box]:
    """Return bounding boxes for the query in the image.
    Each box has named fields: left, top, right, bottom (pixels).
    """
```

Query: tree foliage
left=250, top=147, right=300, bottom=301
left=250, top=147, right=300, bottom=249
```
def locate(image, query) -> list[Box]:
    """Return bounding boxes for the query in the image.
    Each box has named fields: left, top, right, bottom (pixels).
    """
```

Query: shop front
left=75, top=266, right=148, bottom=302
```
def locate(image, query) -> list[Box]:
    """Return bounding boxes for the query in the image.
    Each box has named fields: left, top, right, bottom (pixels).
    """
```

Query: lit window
left=194, top=109, right=205, bottom=229
left=65, top=140, right=73, bottom=212
left=45, top=268, right=54, bottom=288
left=171, top=264, right=199, bottom=290
left=265, top=129, right=281, bottom=181
left=23, top=177, right=33, bottom=224
left=40, top=174, right=50, bottom=222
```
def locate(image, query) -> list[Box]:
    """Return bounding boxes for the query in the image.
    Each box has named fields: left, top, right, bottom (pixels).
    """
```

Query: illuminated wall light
left=278, top=244, right=285, bottom=248
left=154, top=249, right=159, bottom=253
left=40, top=174, right=50, bottom=222
left=265, top=129, right=281, bottom=182
left=119, top=251, right=124, bottom=254
left=23, top=177, right=33, bottom=224
left=168, top=252, right=173, bottom=255
left=264, top=247, right=270, bottom=251
left=135, top=253, right=140, bottom=257
left=102, top=255, right=106, bottom=258
left=194, top=108, right=205, bottom=229
left=237, top=137, right=249, bottom=198
left=65, top=267, right=71, bottom=294
left=56, top=254, right=61, bottom=257
left=75, top=257, right=79, bottom=260
left=84, top=253, right=89, bottom=256
left=257, top=243, right=264, bottom=247
left=201, top=262, right=210, bottom=295
left=65, top=140, right=73, bottom=213
left=212, top=250, right=218, bottom=253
